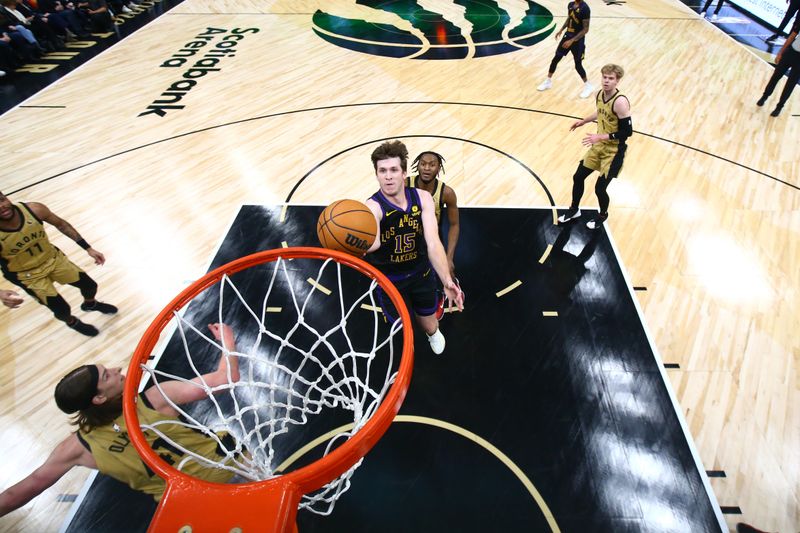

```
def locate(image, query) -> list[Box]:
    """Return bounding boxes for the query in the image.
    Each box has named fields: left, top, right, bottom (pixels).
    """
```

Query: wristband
left=76, top=238, right=91, bottom=250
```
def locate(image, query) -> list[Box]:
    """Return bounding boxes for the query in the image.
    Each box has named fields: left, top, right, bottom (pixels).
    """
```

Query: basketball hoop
left=123, top=247, right=413, bottom=533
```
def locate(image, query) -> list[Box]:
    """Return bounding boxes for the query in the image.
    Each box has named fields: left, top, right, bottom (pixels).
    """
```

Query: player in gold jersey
left=407, top=151, right=461, bottom=320
left=0, top=323, right=240, bottom=516
left=0, top=191, right=116, bottom=336
left=557, top=64, right=632, bottom=229
left=407, top=151, right=459, bottom=277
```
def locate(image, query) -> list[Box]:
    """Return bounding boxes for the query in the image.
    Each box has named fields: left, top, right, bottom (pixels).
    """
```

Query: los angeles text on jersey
left=382, top=214, right=422, bottom=241
left=139, top=27, right=260, bottom=118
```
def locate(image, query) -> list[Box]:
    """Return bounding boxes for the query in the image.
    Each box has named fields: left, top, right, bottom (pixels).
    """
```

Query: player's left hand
left=582, top=133, right=604, bottom=146
left=87, top=248, right=105, bottom=265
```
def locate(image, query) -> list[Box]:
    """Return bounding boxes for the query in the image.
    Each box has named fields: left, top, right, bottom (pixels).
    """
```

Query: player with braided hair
left=408, top=151, right=459, bottom=278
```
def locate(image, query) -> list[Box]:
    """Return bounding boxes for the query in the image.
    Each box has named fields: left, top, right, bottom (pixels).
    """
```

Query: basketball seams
left=317, top=200, right=341, bottom=244
left=317, top=199, right=377, bottom=254
left=331, top=206, right=376, bottom=234
left=330, top=212, right=376, bottom=237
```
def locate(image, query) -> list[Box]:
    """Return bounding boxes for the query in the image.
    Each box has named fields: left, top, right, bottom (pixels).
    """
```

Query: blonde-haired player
left=557, top=64, right=632, bottom=229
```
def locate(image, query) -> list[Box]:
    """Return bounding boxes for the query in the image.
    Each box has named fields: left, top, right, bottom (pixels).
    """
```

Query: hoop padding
left=123, top=247, right=413, bottom=533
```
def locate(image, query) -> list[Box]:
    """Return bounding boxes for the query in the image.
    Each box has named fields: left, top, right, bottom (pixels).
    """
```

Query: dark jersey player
left=366, top=140, right=464, bottom=355
left=537, top=0, right=593, bottom=98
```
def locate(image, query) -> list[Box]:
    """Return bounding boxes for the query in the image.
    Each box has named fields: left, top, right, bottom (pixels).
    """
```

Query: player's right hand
left=208, top=323, right=235, bottom=351
left=0, top=290, right=24, bottom=309
left=443, top=281, right=464, bottom=312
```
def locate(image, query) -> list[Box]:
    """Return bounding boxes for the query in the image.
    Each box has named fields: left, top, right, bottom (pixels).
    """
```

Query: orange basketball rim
left=123, top=247, right=413, bottom=533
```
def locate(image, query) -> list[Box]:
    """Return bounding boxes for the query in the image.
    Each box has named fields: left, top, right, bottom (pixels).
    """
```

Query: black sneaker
left=81, top=301, right=118, bottom=314
left=756, top=95, right=767, bottom=107
left=770, top=105, right=783, bottom=117
left=586, top=213, right=608, bottom=229
left=68, top=318, right=99, bottom=337
left=557, top=207, right=581, bottom=224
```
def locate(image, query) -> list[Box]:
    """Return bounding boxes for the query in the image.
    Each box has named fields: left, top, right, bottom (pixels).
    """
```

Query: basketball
left=317, top=199, right=377, bottom=255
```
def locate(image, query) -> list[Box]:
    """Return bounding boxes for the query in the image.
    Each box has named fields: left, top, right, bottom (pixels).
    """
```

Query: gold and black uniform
left=0, top=203, right=86, bottom=304
left=406, top=175, right=446, bottom=225
left=76, top=393, right=236, bottom=501
left=582, top=89, right=629, bottom=179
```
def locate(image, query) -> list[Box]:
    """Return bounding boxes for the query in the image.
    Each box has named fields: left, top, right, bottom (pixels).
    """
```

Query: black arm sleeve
left=609, top=116, right=632, bottom=141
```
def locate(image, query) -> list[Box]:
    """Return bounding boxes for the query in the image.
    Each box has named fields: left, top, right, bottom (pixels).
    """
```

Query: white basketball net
left=138, top=254, right=405, bottom=515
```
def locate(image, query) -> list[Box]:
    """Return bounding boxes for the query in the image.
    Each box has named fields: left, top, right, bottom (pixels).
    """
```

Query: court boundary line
left=604, top=222, right=728, bottom=532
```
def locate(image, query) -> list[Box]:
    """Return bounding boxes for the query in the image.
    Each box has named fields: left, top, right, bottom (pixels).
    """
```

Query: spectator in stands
left=37, top=0, right=89, bottom=39
left=0, top=2, right=43, bottom=58
left=1, top=0, right=62, bottom=51
left=0, top=32, right=15, bottom=78
left=75, top=0, right=112, bottom=33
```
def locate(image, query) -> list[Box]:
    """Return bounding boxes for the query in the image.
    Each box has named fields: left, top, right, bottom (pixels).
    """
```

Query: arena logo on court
left=312, top=0, right=555, bottom=60
left=138, top=27, right=259, bottom=117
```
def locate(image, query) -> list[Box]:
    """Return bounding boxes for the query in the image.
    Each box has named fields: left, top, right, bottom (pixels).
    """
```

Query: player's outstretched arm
left=571, top=110, right=597, bottom=131
left=145, top=323, right=240, bottom=416
left=0, top=434, right=95, bottom=517
left=365, top=199, right=383, bottom=253
left=27, top=202, right=105, bottom=265
left=419, top=191, right=463, bottom=310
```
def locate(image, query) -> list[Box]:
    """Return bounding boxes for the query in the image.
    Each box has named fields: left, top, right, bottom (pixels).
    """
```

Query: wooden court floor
left=0, top=1, right=797, bottom=531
